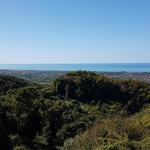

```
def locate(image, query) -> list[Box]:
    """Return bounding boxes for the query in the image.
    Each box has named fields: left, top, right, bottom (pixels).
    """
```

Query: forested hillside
left=0, top=75, right=29, bottom=94
left=63, top=105, right=150, bottom=150
left=0, top=71, right=150, bottom=150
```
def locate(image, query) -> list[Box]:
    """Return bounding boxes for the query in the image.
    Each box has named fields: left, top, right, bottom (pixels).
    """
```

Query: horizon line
left=0, top=62, right=150, bottom=65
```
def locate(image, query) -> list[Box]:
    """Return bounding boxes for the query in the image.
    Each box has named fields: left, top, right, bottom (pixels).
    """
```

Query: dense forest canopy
left=0, top=75, right=29, bottom=94
left=0, top=71, right=150, bottom=150
left=53, top=71, right=150, bottom=113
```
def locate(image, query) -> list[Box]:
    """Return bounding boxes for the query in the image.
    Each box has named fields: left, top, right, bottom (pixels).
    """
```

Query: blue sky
left=0, top=0, right=150, bottom=64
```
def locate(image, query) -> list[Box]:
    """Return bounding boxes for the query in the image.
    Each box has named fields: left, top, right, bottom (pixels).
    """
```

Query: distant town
left=0, top=69, right=150, bottom=84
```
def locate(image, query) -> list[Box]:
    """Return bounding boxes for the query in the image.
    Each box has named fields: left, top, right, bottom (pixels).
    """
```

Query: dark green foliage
left=127, top=126, right=143, bottom=141
left=54, top=71, right=150, bottom=114
left=40, top=100, right=91, bottom=147
left=0, top=122, right=12, bottom=150
left=0, top=83, right=93, bottom=149
left=0, top=75, right=28, bottom=94
left=0, top=72, right=150, bottom=150
left=53, top=71, right=121, bottom=102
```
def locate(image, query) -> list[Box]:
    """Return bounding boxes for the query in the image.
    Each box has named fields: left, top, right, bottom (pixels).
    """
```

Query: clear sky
left=0, top=0, right=150, bottom=64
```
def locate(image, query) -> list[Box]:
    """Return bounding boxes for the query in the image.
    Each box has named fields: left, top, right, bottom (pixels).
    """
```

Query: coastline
left=0, top=69, right=150, bottom=83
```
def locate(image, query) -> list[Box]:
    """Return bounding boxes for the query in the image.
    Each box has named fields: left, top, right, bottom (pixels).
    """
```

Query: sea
left=0, top=63, right=150, bottom=72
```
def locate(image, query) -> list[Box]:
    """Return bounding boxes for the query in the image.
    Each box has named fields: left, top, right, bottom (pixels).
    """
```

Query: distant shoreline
left=1, top=69, right=150, bottom=83
left=1, top=68, right=150, bottom=73
left=0, top=63, right=150, bottom=72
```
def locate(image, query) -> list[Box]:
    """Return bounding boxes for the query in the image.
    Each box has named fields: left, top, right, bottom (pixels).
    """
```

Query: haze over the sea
left=0, top=63, right=150, bottom=72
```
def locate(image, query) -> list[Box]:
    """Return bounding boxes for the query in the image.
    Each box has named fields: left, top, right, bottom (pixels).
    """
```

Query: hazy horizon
left=0, top=63, right=150, bottom=72
left=0, top=62, right=150, bottom=64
